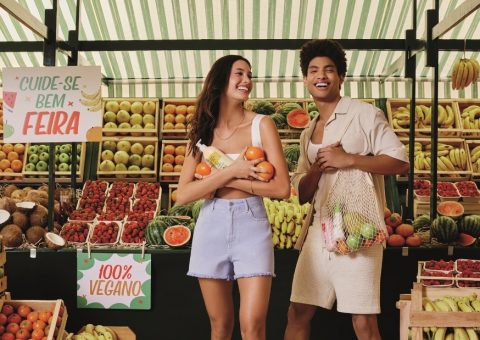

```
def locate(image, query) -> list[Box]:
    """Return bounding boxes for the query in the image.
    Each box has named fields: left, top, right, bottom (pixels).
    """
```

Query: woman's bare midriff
left=215, top=187, right=254, bottom=199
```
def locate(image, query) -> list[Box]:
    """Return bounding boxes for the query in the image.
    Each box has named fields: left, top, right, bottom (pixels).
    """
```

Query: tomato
left=195, top=162, right=211, bottom=176
left=257, top=161, right=274, bottom=181
left=245, top=146, right=264, bottom=160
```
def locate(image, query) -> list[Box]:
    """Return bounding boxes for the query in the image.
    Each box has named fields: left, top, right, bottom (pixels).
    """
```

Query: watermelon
left=191, top=199, right=204, bottom=222
left=270, top=112, right=287, bottom=129
left=458, top=233, right=476, bottom=246
left=279, top=102, right=302, bottom=116
left=283, top=143, right=300, bottom=172
left=412, top=214, right=431, bottom=230
left=431, top=216, right=459, bottom=243
left=168, top=203, right=194, bottom=217
left=459, top=215, right=480, bottom=238
left=287, top=109, right=310, bottom=128
left=2, top=91, right=17, bottom=109
left=437, top=201, right=464, bottom=219
left=251, top=100, right=275, bottom=116
left=163, top=225, right=191, bottom=247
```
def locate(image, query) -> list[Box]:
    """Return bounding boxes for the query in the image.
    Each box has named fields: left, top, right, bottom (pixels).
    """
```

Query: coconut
left=3, top=184, right=18, bottom=198
left=25, top=190, right=49, bottom=207
left=26, top=226, right=46, bottom=244
left=38, top=185, right=48, bottom=192
left=0, top=210, right=11, bottom=230
left=15, top=201, right=36, bottom=214
left=44, top=232, right=65, bottom=249
left=12, top=211, right=29, bottom=232
left=0, top=197, right=17, bottom=214
left=0, top=224, right=23, bottom=248
left=53, top=221, right=62, bottom=234
left=30, top=205, right=48, bottom=227
left=10, top=189, right=26, bottom=201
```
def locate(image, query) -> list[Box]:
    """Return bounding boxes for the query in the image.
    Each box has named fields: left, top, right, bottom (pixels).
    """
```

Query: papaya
left=405, top=234, right=422, bottom=247
left=395, top=224, right=414, bottom=238
left=387, top=234, right=405, bottom=247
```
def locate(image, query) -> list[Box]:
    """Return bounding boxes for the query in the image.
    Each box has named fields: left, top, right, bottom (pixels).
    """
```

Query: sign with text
left=2, top=66, right=103, bottom=143
left=77, top=253, right=151, bottom=310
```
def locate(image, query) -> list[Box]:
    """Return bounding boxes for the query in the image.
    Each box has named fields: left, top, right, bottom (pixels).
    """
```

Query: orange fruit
left=0, top=159, right=10, bottom=170
left=257, top=161, right=275, bottom=181
left=13, top=143, right=25, bottom=154
left=164, top=145, right=175, bottom=155
left=164, top=113, right=175, bottom=124
left=173, top=164, right=183, bottom=172
left=164, top=104, right=176, bottom=115
left=163, top=122, right=175, bottom=130
left=174, top=155, right=185, bottom=165
left=171, top=189, right=177, bottom=202
left=245, top=146, right=264, bottom=160
left=195, top=162, right=211, bottom=176
left=163, top=154, right=175, bottom=164
left=31, top=329, right=45, bottom=340
left=175, top=105, right=187, bottom=115
left=11, top=159, right=23, bottom=172
left=162, top=163, right=174, bottom=172
left=175, top=114, right=186, bottom=124
left=0, top=151, right=6, bottom=160
left=187, top=105, right=196, bottom=115
left=38, top=311, right=51, bottom=323
left=7, top=151, right=19, bottom=162
left=174, top=123, right=186, bottom=130
left=2, top=143, right=13, bottom=154
left=27, top=312, right=39, bottom=323
left=175, top=145, right=186, bottom=156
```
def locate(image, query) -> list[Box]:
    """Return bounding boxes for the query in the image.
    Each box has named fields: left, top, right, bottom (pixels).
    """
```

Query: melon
left=163, top=225, right=191, bottom=247
left=431, top=216, right=459, bottom=243
left=458, top=233, right=476, bottom=246
left=44, top=232, right=66, bottom=249
left=412, top=214, right=431, bottom=230
left=286, top=109, right=310, bottom=129
left=437, top=201, right=464, bottom=219
left=459, top=215, right=480, bottom=238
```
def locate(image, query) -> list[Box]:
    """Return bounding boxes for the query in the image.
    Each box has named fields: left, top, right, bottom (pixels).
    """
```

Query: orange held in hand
left=245, top=146, right=264, bottom=160
left=257, top=161, right=275, bottom=181
left=195, top=161, right=211, bottom=177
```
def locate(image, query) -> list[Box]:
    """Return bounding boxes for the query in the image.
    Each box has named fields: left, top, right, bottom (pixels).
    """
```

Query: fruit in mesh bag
left=342, top=211, right=368, bottom=235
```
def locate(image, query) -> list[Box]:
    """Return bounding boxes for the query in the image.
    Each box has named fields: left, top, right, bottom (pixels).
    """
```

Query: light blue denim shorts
left=187, top=196, right=275, bottom=280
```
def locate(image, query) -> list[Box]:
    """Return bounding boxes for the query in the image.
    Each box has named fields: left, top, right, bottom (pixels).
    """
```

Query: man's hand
left=316, top=141, right=353, bottom=171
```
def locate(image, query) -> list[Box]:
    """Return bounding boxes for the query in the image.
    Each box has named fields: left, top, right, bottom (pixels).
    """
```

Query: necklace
left=214, top=112, right=246, bottom=141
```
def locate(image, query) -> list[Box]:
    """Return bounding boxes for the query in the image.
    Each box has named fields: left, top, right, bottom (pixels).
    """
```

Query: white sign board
left=2, top=66, right=103, bottom=142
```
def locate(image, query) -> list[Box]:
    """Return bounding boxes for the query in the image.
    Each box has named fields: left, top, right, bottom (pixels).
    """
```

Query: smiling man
left=284, top=40, right=409, bottom=340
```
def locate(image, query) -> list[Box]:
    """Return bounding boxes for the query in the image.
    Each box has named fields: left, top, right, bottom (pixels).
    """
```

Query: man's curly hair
left=300, top=39, right=347, bottom=77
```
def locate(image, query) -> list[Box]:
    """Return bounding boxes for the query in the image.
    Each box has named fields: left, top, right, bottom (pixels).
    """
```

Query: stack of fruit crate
left=0, top=237, right=7, bottom=301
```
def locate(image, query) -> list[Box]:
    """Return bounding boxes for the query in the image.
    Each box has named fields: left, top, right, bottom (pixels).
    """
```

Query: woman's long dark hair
left=187, top=55, right=251, bottom=157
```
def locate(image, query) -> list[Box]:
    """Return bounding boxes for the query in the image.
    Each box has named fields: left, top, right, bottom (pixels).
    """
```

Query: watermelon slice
left=458, top=233, right=476, bottom=246
left=163, top=225, right=191, bottom=247
left=2, top=91, right=17, bottom=109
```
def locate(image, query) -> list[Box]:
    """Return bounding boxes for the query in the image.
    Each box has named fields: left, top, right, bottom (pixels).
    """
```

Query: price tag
left=29, top=248, right=36, bottom=258
left=401, top=246, right=409, bottom=256
left=447, top=245, right=454, bottom=256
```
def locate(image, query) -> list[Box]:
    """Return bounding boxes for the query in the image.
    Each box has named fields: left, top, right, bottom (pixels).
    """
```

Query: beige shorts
left=290, top=217, right=383, bottom=314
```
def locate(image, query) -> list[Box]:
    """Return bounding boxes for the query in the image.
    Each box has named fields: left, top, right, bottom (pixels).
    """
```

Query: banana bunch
left=471, top=145, right=480, bottom=173
left=406, top=142, right=467, bottom=172
left=79, top=88, right=102, bottom=112
left=427, top=327, right=479, bottom=340
left=66, top=324, right=118, bottom=340
left=461, top=105, right=480, bottom=130
left=264, top=196, right=310, bottom=250
left=452, top=58, right=480, bottom=90
left=392, top=104, right=456, bottom=130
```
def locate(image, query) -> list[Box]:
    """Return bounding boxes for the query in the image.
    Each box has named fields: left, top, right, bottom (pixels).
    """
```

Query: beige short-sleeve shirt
left=291, top=96, right=408, bottom=222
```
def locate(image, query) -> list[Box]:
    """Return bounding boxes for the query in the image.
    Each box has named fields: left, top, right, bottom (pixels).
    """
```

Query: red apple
left=0, top=306, right=13, bottom=317
left=19, top=320, right=32, bottom=332
left=15, top=328, right=30, bottom=340
left=7, top=314, right=21, bottom=325
left=5, top=323, right=19, bottom=334
left=16, top=305, right=31, bottom=319
left=1, top=332, right=14, bottom=340
left=0, top=314, right=6, bottom=326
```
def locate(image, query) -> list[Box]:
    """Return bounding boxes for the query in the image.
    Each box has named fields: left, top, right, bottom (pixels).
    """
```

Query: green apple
left=129, top=113, right=143, bottom=126
left=28, top=145, right=38, bottom=154
left=103, top=141, right=117, bottom=152
left=130, top=142, right=144, bottom=155
left=60, top=144, right=71, bottom=154
left=116, top=141, right=131, bottom=153
left=360, top=223, right=376, bottom=239
left=39, top=152, right=49, bottom=162
left=77, top=143, right=82, bottom=153
left=143, top=144, right=155, bottom=155
left=130, top=101, right=143, bottom=114
left=99, top=160, right=115, bottom=171
left=58, top=162, right=69, bottom=171
left=119, top=101, right=131, bottom=112
left=101, top=150, right=114, bottom=161
left=141, top=154, right=154, bottom=168
left=129, top=154, right=142, bottom=167
left=38, top=145, right=48, bottom=153
left=55, top=154, right=59, bottom=164
left=58, top=153, right=69, bottom=163
left=36, top=160, right=48, bottom=171
left=115, top=163, right=127, bottom=178
left=105, top=101, right=120, bottom=113
left=28, top=154, right=39, bottom=164
left=25, top=163, right=36, bottom=172
left=103, top=111, right=117, bottom=123
left=143, top=101, right=156, bottom=114
left=346, top=234, right=362, bottom=251
left=116, top=109, right=130, bottom=123
left=55, top=145, right=61, bottom=154
left=113, top=151, right=129, bottom=165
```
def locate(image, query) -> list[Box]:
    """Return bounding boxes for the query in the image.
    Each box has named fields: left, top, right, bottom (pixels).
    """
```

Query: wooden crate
left=467, top=140, right=480, bottom=180
left=160, top=98, right=195, bottom=138
left=0, top=299, right=68, bottom=340
left=97, top=138, right=158, bottom=182
left=108, top=326, right=136, bottom=340
left=387, top=98, right=462, bottom=138
left=399, top=137, right=472, bottom=181
left=457, top=99, right=480, bottom=139
left=22, top=143, right=86, bottom=183
left=413, top=199, right=480, bottom=217
left=0, top=142, right=27, bottom=182
left=168, top=184, right=178, bottom=210
left=102, top=98, right=159, bottom=137
left=159, top=140, right=188, bottom=183
left=397, top=282, right=480, bottom=340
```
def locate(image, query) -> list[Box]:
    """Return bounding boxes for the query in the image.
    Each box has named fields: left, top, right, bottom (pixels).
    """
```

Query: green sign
left=77, top=253, right=151, bottom=310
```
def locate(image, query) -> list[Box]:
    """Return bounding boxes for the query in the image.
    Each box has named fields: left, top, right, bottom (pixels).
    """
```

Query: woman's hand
left=229, top=147, right=269, bottom=181
left=316, top=142, right=353, bottom=170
